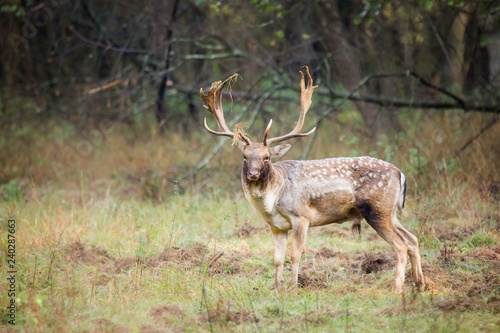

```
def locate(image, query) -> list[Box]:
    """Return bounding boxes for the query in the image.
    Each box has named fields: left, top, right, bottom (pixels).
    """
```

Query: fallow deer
left=200, top=67, right=425, bottom=293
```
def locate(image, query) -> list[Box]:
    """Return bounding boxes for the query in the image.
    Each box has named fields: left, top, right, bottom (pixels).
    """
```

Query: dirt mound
left=113, top=243, right=209, bottom=273
left=202, top=306, right=259, bottom=325
left=63, top=241, right=113, bottom=265
left=473, top=246, right=500, bottom=261
left=314, top=247, right=342, bottom=259
left=359, top=252, right=395, bottom=274
left=205, top=250, right=250, bottom=276
left=298, top=265, right=330, bottom=289
left=62, top=241, right=250, bottom=278
left=149, top=305, right=184, bottom=318
left=296, top=249, right=398, bottom=289
left=159, top=243, right=207, bottom=265
left=234, top=222, right=266, bottom=237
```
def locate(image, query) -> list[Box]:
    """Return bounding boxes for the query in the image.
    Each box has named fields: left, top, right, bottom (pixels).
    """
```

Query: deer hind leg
left=270, top=227, right=288, bottom=289
left=351, top=216, right=362, bottom=238
left=360, top=205, right=409, bottom=293
left=393, top=218, right=425, bottom=291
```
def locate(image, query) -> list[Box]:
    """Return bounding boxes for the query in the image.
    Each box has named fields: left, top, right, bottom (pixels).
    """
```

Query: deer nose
left=247, top=170, right=260, bottom=180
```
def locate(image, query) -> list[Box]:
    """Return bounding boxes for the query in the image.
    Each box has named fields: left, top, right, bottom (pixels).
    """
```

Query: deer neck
left=241, top=163, right=282, bottom=199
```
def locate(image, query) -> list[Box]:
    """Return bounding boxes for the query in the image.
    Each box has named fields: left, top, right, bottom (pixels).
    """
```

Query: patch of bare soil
left=113, top=243, right=209, bottom=273
left=205, top=250, right=250, bottom=276
left=63, top=241, right=113, bottom=265
left=156, top=243, right=208, bottom=268
left=63, top=241, right=249, bottom=278
left=63, top=241, right=210, bottom=273
left=359, top=252, right=395, bottom=274
left=296, top=249, right=396, bottom=289
left=234, top=222, right=267, bottom=237
left=297, top=247, right=356, bottom=289
left=201, top=304, right=259, bottom=326
left=298, top=264, right=330, bottom=289
left=149, top=305, right=184, bottom=318
left=314, top=247, right=343, bottom=259
left=473, top=246, right=500, bottom=261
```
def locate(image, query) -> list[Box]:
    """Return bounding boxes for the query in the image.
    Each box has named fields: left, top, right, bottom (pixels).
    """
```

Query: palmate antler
left=201, top=66, right=317, bottom=146
left=264, top=66, right=317, bottom=146
left=200, top=74, right=252, bottom=145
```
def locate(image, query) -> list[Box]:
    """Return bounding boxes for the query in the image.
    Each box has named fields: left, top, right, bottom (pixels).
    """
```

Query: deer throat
left=242, top=169, right=283, bottom=214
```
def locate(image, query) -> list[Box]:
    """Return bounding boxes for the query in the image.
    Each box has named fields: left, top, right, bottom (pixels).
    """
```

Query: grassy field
left=0, top=112, right=499, bottom=332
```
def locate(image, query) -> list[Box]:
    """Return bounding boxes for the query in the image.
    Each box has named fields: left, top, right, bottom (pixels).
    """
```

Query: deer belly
left=309, top=190, right=357, bottom=227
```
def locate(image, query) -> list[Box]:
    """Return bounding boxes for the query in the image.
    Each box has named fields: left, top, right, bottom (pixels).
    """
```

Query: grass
left=0, top=111, right=499, bottom=332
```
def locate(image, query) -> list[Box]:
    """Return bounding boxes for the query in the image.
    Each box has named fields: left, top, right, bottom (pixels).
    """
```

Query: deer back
left=242, top=156, right=406, bottom=231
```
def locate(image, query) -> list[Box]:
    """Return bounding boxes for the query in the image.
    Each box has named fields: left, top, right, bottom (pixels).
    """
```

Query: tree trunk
left=446, top=3, right=474, bottom=91
left=156, top=0, right=180, bottom=133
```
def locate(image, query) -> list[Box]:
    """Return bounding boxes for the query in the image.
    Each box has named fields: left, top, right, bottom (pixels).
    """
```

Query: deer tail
left=399, top=172, right=409, bottom=218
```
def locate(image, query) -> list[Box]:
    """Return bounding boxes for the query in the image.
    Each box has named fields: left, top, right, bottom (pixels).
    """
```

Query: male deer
left=200, top=67, right=425, bottom=293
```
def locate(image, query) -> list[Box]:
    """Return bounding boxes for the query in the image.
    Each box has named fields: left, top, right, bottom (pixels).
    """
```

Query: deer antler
left=200, top=74, right=252, bottom=144
left=265, top=66, right=317, bottom=146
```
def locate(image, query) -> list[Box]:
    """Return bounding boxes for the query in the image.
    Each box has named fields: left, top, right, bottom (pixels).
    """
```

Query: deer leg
left=351, top=216, right=362, bottom=238
left=271, top=227, right=288, bottom=289
left=361, top=207, right=409, bottom=293
left=376, top=224, right=408, bottom=293
left=289, top=220, right=309, bottom=289
left=393, top=219, right=425, bottom=291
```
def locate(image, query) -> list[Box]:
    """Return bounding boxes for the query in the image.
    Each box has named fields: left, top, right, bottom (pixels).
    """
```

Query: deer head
left=200, top=67, right=317, bottom=183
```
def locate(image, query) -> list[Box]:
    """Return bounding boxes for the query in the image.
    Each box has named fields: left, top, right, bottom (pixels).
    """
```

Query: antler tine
left=200, top=74, right=251, bottom=144
left=265, top=66, right=317, bottom=146
left=262, top=119, right=273, bottom=144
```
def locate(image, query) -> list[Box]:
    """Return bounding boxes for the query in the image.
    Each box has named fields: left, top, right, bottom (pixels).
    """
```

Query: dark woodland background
left=0, top=0, right=499, bottom=185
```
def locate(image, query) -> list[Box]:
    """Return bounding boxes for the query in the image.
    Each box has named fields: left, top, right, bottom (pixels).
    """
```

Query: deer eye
left=264, top=157, right=270, bottom=162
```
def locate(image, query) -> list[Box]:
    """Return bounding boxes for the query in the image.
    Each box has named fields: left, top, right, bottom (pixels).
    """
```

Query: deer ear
left=270, top=144, right=291, bottom=158
left=237, top=141, right=246, bottom=152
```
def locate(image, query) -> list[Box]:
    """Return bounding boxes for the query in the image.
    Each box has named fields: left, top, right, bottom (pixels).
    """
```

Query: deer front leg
left=271, top=227, right=288, bottom=289
left=289, top=221, right=309, bottom=289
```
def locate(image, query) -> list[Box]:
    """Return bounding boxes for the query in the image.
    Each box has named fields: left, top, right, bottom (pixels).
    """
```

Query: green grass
left=0, top=117, right=499, bottom=332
